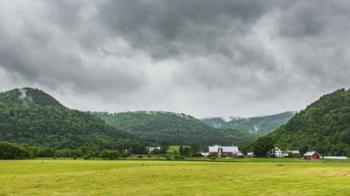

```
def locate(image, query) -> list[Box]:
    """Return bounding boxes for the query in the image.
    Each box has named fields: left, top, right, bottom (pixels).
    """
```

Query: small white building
left=247, top=152, right=255, bottom=158
left=146, top=147, right=161, bottom=153
left=201, top=152, right=210, bottom=157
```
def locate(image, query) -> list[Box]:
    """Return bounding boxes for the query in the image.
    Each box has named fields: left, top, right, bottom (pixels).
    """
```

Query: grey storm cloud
left=0, top=0, right=350, bottom=117
left=96, top=0, right=271, bottom=58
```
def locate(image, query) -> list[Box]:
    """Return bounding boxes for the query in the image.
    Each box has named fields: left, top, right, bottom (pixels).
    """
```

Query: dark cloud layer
left=0, top=0, right=350, bottom=117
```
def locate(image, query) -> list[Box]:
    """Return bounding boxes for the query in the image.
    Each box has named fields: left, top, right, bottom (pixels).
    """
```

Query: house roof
left=304, top=151, right=319, bottom=156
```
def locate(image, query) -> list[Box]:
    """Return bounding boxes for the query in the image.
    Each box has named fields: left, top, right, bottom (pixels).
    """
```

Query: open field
left=1, top=160, right=350, bottom=195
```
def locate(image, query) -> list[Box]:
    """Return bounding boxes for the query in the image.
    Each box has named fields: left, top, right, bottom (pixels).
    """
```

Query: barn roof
left=209, top=145, right=239, bottom=153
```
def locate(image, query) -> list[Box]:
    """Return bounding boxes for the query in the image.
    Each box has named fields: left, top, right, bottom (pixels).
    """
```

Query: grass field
left=1, top=159, right=350, bottom=195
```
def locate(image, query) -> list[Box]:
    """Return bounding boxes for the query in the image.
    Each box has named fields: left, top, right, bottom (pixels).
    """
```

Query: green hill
left=262, top=89, right=350, bottom=156
left=0, top=87, right=63, bottom=107
left=0, top=88, right=140, bottom=156
left=202, top=112, right=295, bottom=136
left=201, top=117, right=226, bottom=128
left=96, top=111, right=254, bottom=146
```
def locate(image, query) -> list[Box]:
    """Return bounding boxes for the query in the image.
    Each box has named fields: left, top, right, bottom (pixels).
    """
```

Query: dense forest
left=95, top=111, right=255, bottom=147
left=261, top=89, right=350, bottom=156
left=0, top=88, right=144, bottom=158
left=202, top=112, right=295, bottom=136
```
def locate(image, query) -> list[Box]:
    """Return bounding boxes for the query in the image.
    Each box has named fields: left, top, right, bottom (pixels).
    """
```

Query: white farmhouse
left=270, top=147, right=283, bottom=158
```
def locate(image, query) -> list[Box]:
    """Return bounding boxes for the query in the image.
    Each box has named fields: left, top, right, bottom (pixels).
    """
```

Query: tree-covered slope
left=264, top=89, right=350, bottom=156
left=223, top=112, right=295, bottom=135
left=201, top=112, right=295, bottom=136
left=0, top=88, right=138, bottom=154
left=96, top=111, right=254, bottom=146
left=201, top=117, right=226, bottom=128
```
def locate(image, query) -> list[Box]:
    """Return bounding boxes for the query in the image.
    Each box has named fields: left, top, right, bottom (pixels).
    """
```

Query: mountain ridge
left=95, top=111, right=255, bottom=146
left=201, top=111, right=295, bottom=136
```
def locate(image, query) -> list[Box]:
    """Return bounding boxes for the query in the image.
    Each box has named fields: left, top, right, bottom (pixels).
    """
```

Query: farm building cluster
left=146, top=144, right=348, bottom=160
left=202, top=145, right=328, bottom=160
left=269, top=147, right=322, bottom=160
left=201, top=145, right=250, bottom=158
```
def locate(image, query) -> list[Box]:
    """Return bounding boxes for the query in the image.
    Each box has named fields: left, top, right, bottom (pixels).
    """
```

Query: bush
left=83, top=154, right=93, bottom=160
left=174, top=155, right=184, bottom=160
left=100, top=150, right=120, bottom=160
left=0, top=142, right=33, bottom=159
left=165, top=155, right=172, bottom=160
left=120, top=152, right=130, bottom=158
left=209, top=157, right=216, bottom=161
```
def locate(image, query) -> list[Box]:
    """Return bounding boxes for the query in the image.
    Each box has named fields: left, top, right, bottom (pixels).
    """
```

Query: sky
left=0, top=0, right=350, bottom=118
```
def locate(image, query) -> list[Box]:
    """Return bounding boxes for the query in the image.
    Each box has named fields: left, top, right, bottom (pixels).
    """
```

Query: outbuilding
left=288, top=150, right=300, bottom=158
left=247, top=152, right=255, bottom=158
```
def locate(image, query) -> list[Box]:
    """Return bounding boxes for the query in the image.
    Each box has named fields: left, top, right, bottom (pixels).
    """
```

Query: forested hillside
left=0, top=88, right=142, bottom=157
left=263, top=89, right=350, bottom=156
left=96, top=111, right=255, bottom=146
left=201, top=117, right=226, bottom=128
left=202, top=112, right=295, bottom=136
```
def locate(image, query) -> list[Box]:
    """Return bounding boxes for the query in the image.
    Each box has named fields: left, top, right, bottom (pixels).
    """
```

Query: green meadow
left=0, top=159, right=350, bottom=196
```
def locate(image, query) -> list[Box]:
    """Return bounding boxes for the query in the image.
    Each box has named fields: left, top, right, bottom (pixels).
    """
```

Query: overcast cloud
left=0, top=0, right=350, bottom=118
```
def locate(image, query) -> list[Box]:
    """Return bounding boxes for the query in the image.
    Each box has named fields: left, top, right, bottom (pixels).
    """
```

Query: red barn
left=303, top=151, right=320, bottom=160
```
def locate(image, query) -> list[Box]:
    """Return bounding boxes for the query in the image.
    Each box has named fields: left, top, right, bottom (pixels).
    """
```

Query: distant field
left=1, top=160, right=350, bottom=195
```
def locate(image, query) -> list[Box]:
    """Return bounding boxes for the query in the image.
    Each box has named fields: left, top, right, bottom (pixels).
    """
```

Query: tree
left=129, top=142, right=146, bottom=154
left=181, top=147, right=191, bottom=156
left=179, top=146, right=184, bottom=155
left=100, top=150, right=120, bottom=160
left=253, top=137, right=274, bottom=157
left=190, top=143, right=200, bottom=155
left=0, top=142, right=33, bottom=159
left=160, top=142, right=169, bottom=154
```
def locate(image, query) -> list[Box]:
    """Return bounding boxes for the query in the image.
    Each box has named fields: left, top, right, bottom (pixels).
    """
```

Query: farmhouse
left=208, top=145, right=241, bottom=157
left=304, top=151, right=320, bottom=160
left=269, top=147, right=283, bottom=157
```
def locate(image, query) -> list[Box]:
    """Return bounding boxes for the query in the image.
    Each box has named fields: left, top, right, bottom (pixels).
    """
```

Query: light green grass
left=0, top=160, right=350, bottom=195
